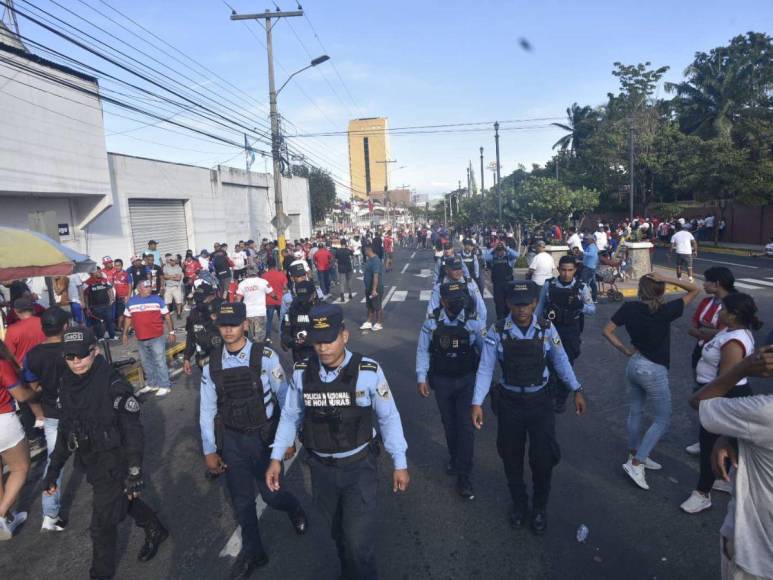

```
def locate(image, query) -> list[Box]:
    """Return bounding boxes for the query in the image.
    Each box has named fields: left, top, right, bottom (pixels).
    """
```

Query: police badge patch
left=376, top=382, right=391, bottom=399
left=272, top=366, right=283, bottom=379
left=125, top=397, right=141, bottom=413
left=552, top=335, right=562, bottom=346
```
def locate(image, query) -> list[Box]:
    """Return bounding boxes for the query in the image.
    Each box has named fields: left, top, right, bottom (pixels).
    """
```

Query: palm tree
left=551, top=103, right=597, bottom=154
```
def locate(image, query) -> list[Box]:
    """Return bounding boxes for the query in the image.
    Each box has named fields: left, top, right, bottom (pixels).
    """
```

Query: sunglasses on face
left=64, top=349, right=95, bottom=361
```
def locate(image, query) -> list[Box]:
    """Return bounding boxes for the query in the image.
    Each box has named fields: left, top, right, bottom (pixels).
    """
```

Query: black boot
left=456, top=475, right=475, bottom=500
left=137, top=520, right=169, bottom=562
left=288, top=506, right=308, bottom=535
left=230, top=549, right=269, bottom=580
left=530, top=509, right=548, bottom=536
left=509, top=504, right=529, bottom=529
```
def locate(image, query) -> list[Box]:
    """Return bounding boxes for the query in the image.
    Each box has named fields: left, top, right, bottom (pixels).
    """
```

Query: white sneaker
left=372, top=323, right=383, bottom=331
left=622, top=460, right=649, bottom=490
left=629, top=454, right=662, bottom=470
left=359, top=321, right=373, bottom=330
left=685, top=442, right=700, bottom=456
left=136, top=385, right=158, bottom=395
left=712, top=479, right=733, bottom=494
left=41, top=515, right=67, bottom=532
left=680, top=491, right=711, bottom=514
left=0, top=511, right=27, bottom=540
left=689, top=276, right=694, bottom=282
left=155, top=387, right=171, bottom=397
left=34, top=418, right=45, bottom=429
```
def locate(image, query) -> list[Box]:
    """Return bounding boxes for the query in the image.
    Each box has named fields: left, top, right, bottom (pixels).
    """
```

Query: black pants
left=430, top=372, right=476, bottom=476
left=696, top=383, right=752, bottom=493
left=309, top=451, right=378, bottom=580
left=221, top=427, right=299, bottom=557
left=492, top=281, right=510, bottom=320
left=496, top=389, right=559, bottom=510
left=82, top=451, right=160, bottom=579
left=549, top=322, right=582, bottom=406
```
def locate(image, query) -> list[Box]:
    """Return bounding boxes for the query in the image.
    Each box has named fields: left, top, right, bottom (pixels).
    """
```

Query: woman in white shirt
left=527, top=242, right=555, bottom=286
left=681, top=293, right=762, bottom=514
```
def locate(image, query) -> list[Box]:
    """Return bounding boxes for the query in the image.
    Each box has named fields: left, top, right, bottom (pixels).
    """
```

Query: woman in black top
left=603, top=273, right=699, bottom=490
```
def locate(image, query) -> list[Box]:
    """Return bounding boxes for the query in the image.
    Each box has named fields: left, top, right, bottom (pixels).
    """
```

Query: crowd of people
left=0, top=218, right=770, bottom=580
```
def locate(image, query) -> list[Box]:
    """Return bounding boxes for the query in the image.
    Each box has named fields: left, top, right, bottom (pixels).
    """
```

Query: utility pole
left=230, top=8, right=303, bottom=265
left=494, top=121, right=502, bottom=224
left=480, top=147, right=484, bottom=193
left=376, top=159, right=397, bottom=193
left=466, top=166, right=471, bottom=197
left=629, top=124, right=635, bottom=221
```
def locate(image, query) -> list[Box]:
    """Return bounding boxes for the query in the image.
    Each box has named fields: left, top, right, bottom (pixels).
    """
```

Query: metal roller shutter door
left=128, top=199, right=189, bottom=258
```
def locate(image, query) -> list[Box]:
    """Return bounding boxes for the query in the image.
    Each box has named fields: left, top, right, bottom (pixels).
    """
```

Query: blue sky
left=13, top=0, right=771, bottom=198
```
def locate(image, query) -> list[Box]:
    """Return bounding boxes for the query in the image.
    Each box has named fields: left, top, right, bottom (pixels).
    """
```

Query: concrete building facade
left=347, top=117, right=389, bottom=200
left=0, top=29, right=311, bottom=264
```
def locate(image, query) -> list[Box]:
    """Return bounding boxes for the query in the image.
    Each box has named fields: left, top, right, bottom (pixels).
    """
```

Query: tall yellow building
left=347, top=117, right=390, bottom=200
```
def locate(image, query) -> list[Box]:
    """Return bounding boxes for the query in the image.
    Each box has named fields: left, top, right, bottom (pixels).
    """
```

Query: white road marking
left=734, top=282, right=761, bottom=290
left=400, top=263, right=410, bottom=274
left=382, top=286, right=397, bottom=306
left=219, top=448, right=303, bottom=557
left=739, top=278, right=773, bottom=287
left=483, top=289, right=493, bottom=299
left=356, top=276, right=364, bottom=281
left=694, top=257, right=758, bottom=269
left=419, top=290, right=432, bottom=301
left=414, top=268, right=432, bottom=278
left=410, top=251, right=416, bottom=259
left=391, top=290, right=408, bottom=302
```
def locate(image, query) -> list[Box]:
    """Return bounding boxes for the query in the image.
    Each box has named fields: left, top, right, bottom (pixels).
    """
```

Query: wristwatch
left=169, top=330, right=176, bottom=334
left=574, top=387, right=584, bottom=394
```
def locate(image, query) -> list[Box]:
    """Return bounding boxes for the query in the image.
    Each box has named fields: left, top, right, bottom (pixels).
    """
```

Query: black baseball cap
left=289, top=262, right=307, bottom=277
left=215, top=302, right=246, bottom=326
left=307, top=304, right=344, bottom=344
left=507, top=281, right=538, bottom=305
left=440, top=281, right=467, bottom=300
left=444, top=256, right=463, bottom=271
left=62, top=328, right=97, bottom=358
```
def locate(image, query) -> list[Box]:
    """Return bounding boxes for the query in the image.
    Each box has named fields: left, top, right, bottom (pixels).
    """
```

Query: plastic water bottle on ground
left=576, top=524, right=589, bottom=543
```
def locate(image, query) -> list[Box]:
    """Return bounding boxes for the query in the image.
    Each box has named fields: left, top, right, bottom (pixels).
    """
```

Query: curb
left=654, top=242, right=760, bottom=257
left=124, top=342, right=186, bottom=384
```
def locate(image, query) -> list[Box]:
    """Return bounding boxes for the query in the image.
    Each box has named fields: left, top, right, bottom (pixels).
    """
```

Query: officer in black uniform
left=44, top=329, right=167, bottom=580
left=471, top=281, right=587, bottom=535
left=460, top=238, right=482, bottom=292
left=416, top=282, right=485, bottom=499
left=536, top=255, right=595, bottom=413
left=182, top=281, right=223, bottom=375
left=199, top=302, right=307, bottom=580
left=267, top=304, right=410, bottom=580
left=281, top=279, right=321, bottom=363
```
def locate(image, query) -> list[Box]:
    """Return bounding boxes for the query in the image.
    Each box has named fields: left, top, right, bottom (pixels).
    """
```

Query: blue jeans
left=91, top=304, right=116, bottom=339
left=626, top=353, right=671, bottom=462
left=266, top=305, right=280, bottom=338
left=318, top=269, right=331, bottom=295
left=136, top=336, right=171, bottom=388
left=580, top=267, right=597, bottom=301
left=42, top=418, right=62, bottom=518
left=70, top=302, right=84, bottom=324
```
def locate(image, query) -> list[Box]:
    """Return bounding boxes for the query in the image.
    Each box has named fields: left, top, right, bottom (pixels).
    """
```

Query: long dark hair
left=722, top=293, right=763, bottom=331
left=0, top=338, right=20, bottom=374
left=704, top=267, right=737, bottom=294
left=638, top=275, right=666, bottom=312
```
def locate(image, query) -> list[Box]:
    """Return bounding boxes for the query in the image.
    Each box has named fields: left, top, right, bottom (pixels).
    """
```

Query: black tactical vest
left=300, top=353, right=373, bottom=454
left=461, top=252, right=475, bottom=275
left=193, top=321, right=222, bottom=358
left=429, top=312, right=479, bottom=377
left=546, top=279, right=583, bottom=326
left=491, top=254, right=513, bottom=283
left=209, top=342, right=271, bottom=432
left=495, top=319, right=548, bottom=388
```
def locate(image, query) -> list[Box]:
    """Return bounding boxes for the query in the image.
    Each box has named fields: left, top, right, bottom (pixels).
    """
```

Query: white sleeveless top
left=696, top=328, right=755, bottom=385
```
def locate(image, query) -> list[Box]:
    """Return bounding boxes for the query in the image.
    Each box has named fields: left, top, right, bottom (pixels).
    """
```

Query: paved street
left=3, top=246, right=773, bottom=580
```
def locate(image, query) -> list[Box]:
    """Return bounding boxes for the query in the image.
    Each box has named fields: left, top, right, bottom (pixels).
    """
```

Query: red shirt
left=184, top=259, right=201, bottom=282
left=5, top=316, right=45, bottom=364
left=262, top=270, right=288, bottom=306
left=124, top=295, right=168, bottom=340
left=112, top=270, right=131, bottom=299
left=0, top=359, right=20, bottom=414
left=313, top=248, right=334, bottom=272
left=384, top=237, right=394, bottom=253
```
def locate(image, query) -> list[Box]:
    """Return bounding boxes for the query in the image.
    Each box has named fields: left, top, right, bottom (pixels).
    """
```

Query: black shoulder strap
left=248, top=340, right=263, bottom=377
left=209, top=345, right=224, bottom=373
left=495, top=318, right=506, bottom=334
left=431, top=307, right=442, bottom=320
left=344, top=352, right=364, bottom=386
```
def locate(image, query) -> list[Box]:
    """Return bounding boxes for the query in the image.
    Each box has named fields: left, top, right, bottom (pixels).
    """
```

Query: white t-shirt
left=236, top=276, right=272, bottom=317
left=529, top=252, right=555, bottom=286
left=700, top=395, right=773, bottom=579
left=349, top=239, right=362, bottom=253
left=671, top=230, right=695, bottom=254
left=68, top=274, right=84, bottom=304
left=566, top=233, right=582, bottom=251
left=231, top=251, right=247, bottom=270
left=696, top=328, right=754, bottom=385
left=594, top=231, right=608, bottom=251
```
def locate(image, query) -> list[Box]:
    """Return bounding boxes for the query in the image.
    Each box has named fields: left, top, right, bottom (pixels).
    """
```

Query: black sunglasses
left=64, top=348, right=95, bottom=361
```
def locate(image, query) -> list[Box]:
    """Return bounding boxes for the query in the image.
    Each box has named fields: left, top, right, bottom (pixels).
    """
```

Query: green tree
left=551, top=103, right=600, bottom=154
left=291, top=164, right=337, bottom=225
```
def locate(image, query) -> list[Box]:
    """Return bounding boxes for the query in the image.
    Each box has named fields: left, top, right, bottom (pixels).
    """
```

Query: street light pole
left=231, top=8, right=305, bottom=265
left=480, top=146, right=484, bottom=193
left=494, top=121, right=502, bottom=224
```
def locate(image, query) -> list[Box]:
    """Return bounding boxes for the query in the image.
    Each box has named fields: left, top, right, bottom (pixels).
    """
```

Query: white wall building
left=0, top=27, right=311, bottom=263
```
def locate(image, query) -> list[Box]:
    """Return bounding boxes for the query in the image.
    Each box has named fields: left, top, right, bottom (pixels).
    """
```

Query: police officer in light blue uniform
left=433, top=241, right=471, bottom=282
left=535, top=255, right=595, bottom=413
left=460, top=238, right=482, bottom=292
left=199, top=302, right=307, bottom=580
left=416, top=282, right=485, bottom=500
left=471, top=281, right=587, bottom=536
left=484, top=240, right=519, bottom=319
left=427, top=257, right=487, bottom=322
left=266, top=303, right=410, bottom=580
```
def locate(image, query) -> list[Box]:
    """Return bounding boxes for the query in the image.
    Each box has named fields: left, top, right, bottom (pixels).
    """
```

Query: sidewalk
left=654, top=239, right=764, bottom=256
left=614, top=264, right=691, bottom=298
